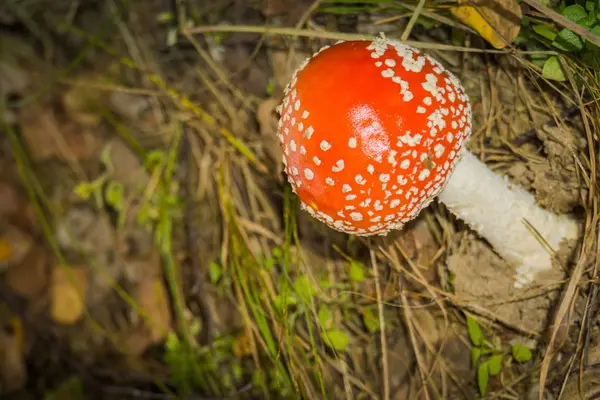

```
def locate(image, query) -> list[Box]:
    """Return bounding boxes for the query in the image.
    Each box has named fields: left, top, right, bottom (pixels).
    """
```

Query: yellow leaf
left=451, top=0, right=522, bottom=49
left=0, top=240, right=12, bottom=263
left=50, top=266, right=88, bottom=325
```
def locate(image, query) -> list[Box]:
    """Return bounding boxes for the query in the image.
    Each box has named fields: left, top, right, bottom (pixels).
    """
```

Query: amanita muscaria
left=277, top=37, right=579, bottom=287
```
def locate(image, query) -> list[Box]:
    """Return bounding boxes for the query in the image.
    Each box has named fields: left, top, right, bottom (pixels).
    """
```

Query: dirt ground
left=0, top=0, right=599, bottom=399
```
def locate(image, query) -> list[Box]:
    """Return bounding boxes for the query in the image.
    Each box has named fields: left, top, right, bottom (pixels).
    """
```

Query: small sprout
left=105, top=181, right=124, bottom=211
left=511, top=344, right=532, bottom=363
left=144, top=150, right=166, bottom=170
left=466, top=315, right=484, bottom=346
left=323, top=329, right=349, bottom=351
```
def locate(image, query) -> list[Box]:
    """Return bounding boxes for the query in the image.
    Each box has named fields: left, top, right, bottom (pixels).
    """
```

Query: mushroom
left=277, top=37, right=579, bottom=288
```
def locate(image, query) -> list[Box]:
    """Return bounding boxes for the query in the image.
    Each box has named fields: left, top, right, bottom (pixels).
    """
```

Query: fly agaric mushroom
left=277, top=37, right=579, bottom=288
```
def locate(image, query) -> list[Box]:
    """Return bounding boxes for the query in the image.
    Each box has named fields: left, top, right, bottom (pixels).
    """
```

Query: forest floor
left=0, top=0, right=599, bottom=399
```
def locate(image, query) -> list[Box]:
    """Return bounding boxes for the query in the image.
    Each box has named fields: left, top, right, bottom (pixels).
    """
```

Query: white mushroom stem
left=437, top=151, right=579, bottom=288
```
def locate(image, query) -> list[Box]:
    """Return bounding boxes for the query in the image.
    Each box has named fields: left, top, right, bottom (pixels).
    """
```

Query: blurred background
left=0, top=0, right=598, bottom=399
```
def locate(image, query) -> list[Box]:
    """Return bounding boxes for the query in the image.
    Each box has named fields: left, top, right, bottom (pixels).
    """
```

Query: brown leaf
left=451, top=0, right=522, bottom=49
left=5, top=246, right=49, bottom=299
left=50, top=265, right=88, bottom=325
left=0, top=183, right=19, bottom=217
left=105, top=138, right=148, bottom=190
left=108, top=92, right=150, bottom=121
left=134, top=275, right=172, bottom=344
left=62, top=74, right=109, bottom=127
left=0, top=323, right=27, bottom=393
left=18, top=101, right=100, bottom=162
left=0, top=225, right=33, bottom=269
left=118, top=261, right=172, bottom=356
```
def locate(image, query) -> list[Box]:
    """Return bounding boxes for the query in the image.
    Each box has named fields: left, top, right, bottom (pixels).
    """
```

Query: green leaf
left=264, top=257, right=275, bottom=271
left=209, top=262, right=222, bottom=284
left=512, top=344, right=532, bottom=363
left=561, top=4, right=588, bottom=23
left=553, top=28, right=585, bottom=51
left=478, top=362, right=489, bottom=396
left=532, top=24, right=557, bottom=41
left=274, top=293, right=297, bottom=311
left=466, top=315, right=484, bottom=346
left=488, top=355, right=503, bottom=376
left=542, top=56, right=567, bottom=81
left=105, top=181, right=124, bottom=211
left=471, top=347, right=482, bottom=367
left=323, top=329, right=349, bottom=351
left=349, top=261, right=365, bottom=282
left=293, top=276, right=318, bottom=303
left=318, top=305, right=334, bottom=329
left=272, top=247, right=283, bottom=259
left=582, top=44, right=600, bottom=70
left=586, top=1, right=596, bottom=11
left=362, top=307, right=380, bottom=333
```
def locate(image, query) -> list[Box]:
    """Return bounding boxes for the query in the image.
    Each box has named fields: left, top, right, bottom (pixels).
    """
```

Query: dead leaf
left=0, top=183, right=19, bottom=217
left=106, top=138, right=148, bottom=190
left=0, top=34, right=37, bottom=98
left=451, top=0, right=522, bottom=49
left=62, top=74, right=108, bottom=127
left=232, top=331, right=253, bottom=358
left=0, top=323, right=27, bottom=393
left=118, top=259, right=171, bottom=356
left=108, top=92, right=150, bottom=121
left=18, top=101, right=100, bottom=162
left=50, top=265, right=88, bottom=325
left=134, top=275, right=172, bottom=344
left=5, top=246, right=49, bottom=299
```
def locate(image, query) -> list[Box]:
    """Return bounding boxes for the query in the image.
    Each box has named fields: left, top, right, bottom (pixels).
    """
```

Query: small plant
left=519, top=2, right=600, bottom=80
left=466, top=315, right=533, bottom=397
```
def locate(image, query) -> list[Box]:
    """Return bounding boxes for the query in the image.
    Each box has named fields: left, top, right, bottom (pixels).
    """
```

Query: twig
left=182, top=125, right=215, bottom=351
left=370, top=246, right=390, bottom=400
left=184, top=24, right=515, bottom=54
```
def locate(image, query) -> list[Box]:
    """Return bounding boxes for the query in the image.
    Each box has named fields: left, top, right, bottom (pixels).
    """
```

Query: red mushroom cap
left=278, top=38, right=472, bottom=236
